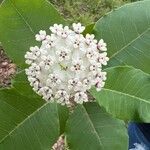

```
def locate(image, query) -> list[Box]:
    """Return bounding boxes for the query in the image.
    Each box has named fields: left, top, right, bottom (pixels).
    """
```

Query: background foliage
left=50, top=0, right=141, bottom=24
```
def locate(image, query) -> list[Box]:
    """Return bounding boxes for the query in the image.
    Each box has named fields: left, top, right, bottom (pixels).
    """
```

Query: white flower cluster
left=25, top=23, right=109, bottom=105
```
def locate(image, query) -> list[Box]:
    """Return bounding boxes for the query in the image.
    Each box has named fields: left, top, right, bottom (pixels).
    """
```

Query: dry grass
left=50, top=0, right=139, bottom=25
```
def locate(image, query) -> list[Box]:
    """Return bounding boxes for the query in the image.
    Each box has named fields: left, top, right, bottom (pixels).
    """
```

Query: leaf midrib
left=10, top=0, right=35, bottom=35
left=0, top=102, right=49, bottom=144
left=103, top=88, right=150, bottom=104
left=110, top=27, right=150, bottom=59
left=94, top=0, right=150, bottom=61
left=83, top=106, right=102, bottom=147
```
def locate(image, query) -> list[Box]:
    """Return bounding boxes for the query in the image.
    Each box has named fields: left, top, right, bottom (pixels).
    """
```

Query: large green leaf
left=0, top=72, right=69, bottom=149
left=66, top=103, right=128, bottom=150
left=12, top=71, right=69, bottom=134
left=0, top=86, right=44, bottom=141
left=90, top=66, right=150, bottom=122
left=0, top=0, right=66, bottom=68
left=0, top=102, right=67, bottom=150
left=93, top=0, right=150, bottom=74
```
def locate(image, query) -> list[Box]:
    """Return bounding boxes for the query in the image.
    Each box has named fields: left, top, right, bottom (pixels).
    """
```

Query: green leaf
left=66, top=103, right=128, bottom=150
left=12, top=71, right=69, bottom=134
left=0, top=72, right=69, bottom=149
left=83, top=23, right=95, bottom=36
left=90, top=66, right=150, bottom=122
left=0, top=102, right=67, bottom=150
left=93, top=0, right=150, bottom=74
left=0, top=0, right=66, bottom=69
left=0, top=71, right=44, bottom=141
left=0, top=87, right=42, bottom=140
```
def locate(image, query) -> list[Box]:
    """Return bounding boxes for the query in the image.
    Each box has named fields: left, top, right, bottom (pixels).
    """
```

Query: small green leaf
left=93, top=0, right=150, bottom=74
left=83, top=23, right=95, bottom=36
left=66, top=103, right=128, bottom=150
left=90, top=66, right=150, bottom=122
left=0, top=0, right=66, bottom=68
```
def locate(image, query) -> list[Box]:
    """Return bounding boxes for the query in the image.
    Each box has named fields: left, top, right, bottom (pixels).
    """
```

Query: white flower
left=46, top=74, right=61, bottom=87
left=39, top=55, right=54, bottom=70
left=55, top=90, right=69, bottom=105
left=56, top=48, right=70, bottom=62
left=25, top=46, right=41, bottom=64
left=85, top=34, right=97, bottom=45
left=42, top=35, right=56, bottom=49
left=35, top=30, right=46, bottom=41
left=96, top=70, right=107, bottom=81
left=72, top=23, right=85, bottom=33
left=25, top=63, right=40, bottom=77
left=74, top=92, right=88, bottom=104
left=97, top=39, right=107, bottom=51
left=95, top=78, right=105, bottom=91
left=38, top=86, right=54, bottom=101
left=49, top=24, right=63, bottom=35
left=68, top=78, right=80, bottom=90
left=97, top=52, right=109, bottom=66
left=70, top=60, right=85, bottom=72
left=89, top=64, right=99, bottom=75
left=25, top=23, right=109, bottom=105
left=60, top=26, right=71, bottom=38
left=73, top=34, right=85, bottom=49
left=83, top=77, right=93, bottom=90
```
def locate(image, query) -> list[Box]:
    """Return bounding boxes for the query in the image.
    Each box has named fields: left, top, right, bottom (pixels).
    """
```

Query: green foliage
left=0, top=0, right=66, bottom=69
left=93, top=0, right=150, bottom=74
left=0, top=103, right=68, bottom=150
left=0, top=72, right=44, bottom=140
left=0, top=71, right=69, bottom=149
left=90, top=66, right=150, bottom=122
left=66, top=103, right=128, bottom=150
left=89, top=0, right=150, bottom=123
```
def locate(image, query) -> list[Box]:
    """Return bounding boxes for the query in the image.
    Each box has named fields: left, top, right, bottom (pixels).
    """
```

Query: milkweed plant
left=0, top=0, right=150, bottom=150
left=25, top=23, right=108, bottom=105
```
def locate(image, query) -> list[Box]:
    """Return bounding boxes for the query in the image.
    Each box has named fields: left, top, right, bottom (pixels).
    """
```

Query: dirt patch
left=0, top=47, right=16, bottom=87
